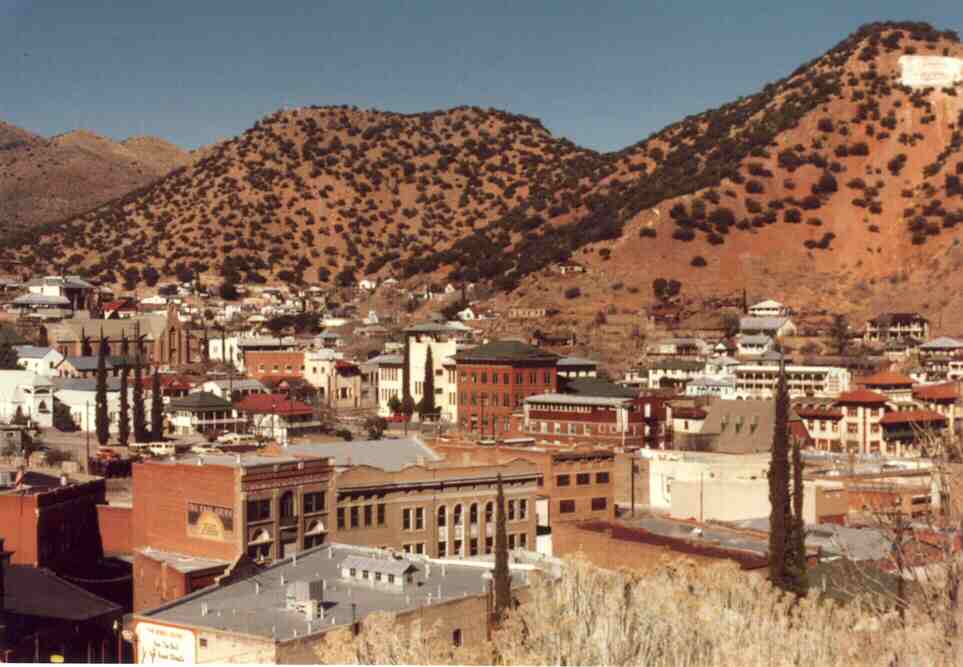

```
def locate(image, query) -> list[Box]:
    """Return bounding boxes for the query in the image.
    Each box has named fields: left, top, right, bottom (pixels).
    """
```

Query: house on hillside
left=864, top=312, right=930, bottom=344
left=739, top=316, right=796, bottom=339
left=748, top=299, right=790, bottom=318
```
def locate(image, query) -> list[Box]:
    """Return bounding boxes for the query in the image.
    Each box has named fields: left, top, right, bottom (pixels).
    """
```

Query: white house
left=739, top=316, right=796, bottom=339
left=0, top=371, right=56, bottom=428
left=736, top=334, right=774, bottom=357
left=747, top=299, right=789, bottom=318
left=358, top=279, right=378, bottom=291
left=684, top=375, right=737, bottom=399
left=370, top=353, right=404, bottom=417
left=732, top=363, right=851, bottom=400
left=54, top=378, right=132, bottom=435
left=198, top=378, right=268, bottom=401
left=363, top=310, right=380, bottom=325
left=457, top=307, right=477, bottom=321
left=14, top=346, right=64, bottom=375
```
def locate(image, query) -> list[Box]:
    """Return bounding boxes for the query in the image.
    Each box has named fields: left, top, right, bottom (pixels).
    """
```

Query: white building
left=14, top=346, right=64, bottom=375
left=684, top=375, right=736, bottom=399
left=55, top=378, right=132, bottom=435
left=732, top=363, right=851, bottom=400
left=747, top=299, right=790, bottom=318
left=198, top=378, right=267, bottom=401
left=370, top=353, right=404, bottom=417
left=0, top=371, right=56, bottom=428
left=408, top=333, right=459, bottom=424
left=638, top=449, right=771, bottom=512
left=736, top=334, right=773, bottom=357
left=739, top=316, right=796, bottom=339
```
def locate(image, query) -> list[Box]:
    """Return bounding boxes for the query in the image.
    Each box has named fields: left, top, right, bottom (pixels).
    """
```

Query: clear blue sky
left=2, top=1, right=961, bottom=152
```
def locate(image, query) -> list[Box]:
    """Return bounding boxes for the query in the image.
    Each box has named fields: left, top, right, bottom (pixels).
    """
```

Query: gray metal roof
left=367, top=354, right=403, bottom=365
left=155, top=454, right=306, bottom=469
left=138, top=543, right=527, bottom=642
left=341, top=555, right=417, bottom=576
left=557, top=356, right=598, bottom=367
left=13, top=294, right=71, bottom=306
left=5, top=565, right=120, bottom=621
left=137, top=548, right=231, bottom=574
left=13, top=345, right=56, bottom=359
left=284, top=438, right=441, bottom=472
left=524, top=393, right=632, bottom=407
left=919, top=336, right=963, bottom=350
left=167, top=391, right=233, bottom=412
left=739, top=316, right=791, bottom=331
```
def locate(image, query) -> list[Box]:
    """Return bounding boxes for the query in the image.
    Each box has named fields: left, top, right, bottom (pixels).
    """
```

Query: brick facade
left=245, top=351, right=306, bottom=381
left=97, top=504, right=133, bottom=556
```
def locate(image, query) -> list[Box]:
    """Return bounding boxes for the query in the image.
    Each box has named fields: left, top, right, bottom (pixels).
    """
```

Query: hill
left=0, top=123, right=190, bottom=232
left=7, top=21, right=963, bottom=330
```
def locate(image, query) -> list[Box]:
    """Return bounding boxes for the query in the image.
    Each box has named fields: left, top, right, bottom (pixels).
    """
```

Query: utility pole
left=85, top=401, right=91, bottom=471
left=630, top=456, right=636, bottom=518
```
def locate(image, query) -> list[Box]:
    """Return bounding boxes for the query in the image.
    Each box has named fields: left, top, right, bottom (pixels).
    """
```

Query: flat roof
left=151, top=454, right=312, bottom=469
left=137, top=548, right=231, bottom=574
left=284, top=438, right=442, bottom=472
left=524, top=393, right=631, bottom=407
left=137, top=543, right=528, bottom=642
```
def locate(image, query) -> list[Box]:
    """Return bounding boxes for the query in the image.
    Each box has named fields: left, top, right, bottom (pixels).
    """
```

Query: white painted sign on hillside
left=899, top=55, right=963, bottom=87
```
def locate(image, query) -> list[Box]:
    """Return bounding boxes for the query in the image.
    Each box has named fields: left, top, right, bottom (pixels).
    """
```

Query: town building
left=405, top=323, right=462, bottom=424
left=644, top=358, right=705, bottom=390
left=54, top=377, right=131, bottom=434
left=555, top=356, right=598, bottom=379
left=747, top=299, right=790, bottom=318
left=303, top=350, right=363, bottom=410
left=735, top=334, right=773, bottom=357
left=370, top=353, right=403, bottom=418
left=835, top=389, right=889, bottom=455
left=165, top=392, right=246, bottom=437
left=863, top=313, right=930, bottom=344
left=13, top=345, right=63, bottom=375
left=732, top=363, right=851, bottom=400
left=244, top=350, right=305, bottom=383
left=913, top=383, right=962, bottom=434
left=454, top=340, right=559, bottom=436
left=521, top=394, right=668, bottom=449
left=130, top=453, right=337, bottom=611
left=739, top=316, right=796, bottom=339
left=859, top=370, right=915, bottom=403
left=25, top=275, right=96, bottom=309
left=235, top=393, right=321, bottom=445
left=208, top=334, right=297, bottom=372
left=0, top=371, right=56, bottom=428
left=126, top=543, right=532, bottom=664
left=198, top=378, right=267, bottom=401
left=673, top=398, right=810, bottom=454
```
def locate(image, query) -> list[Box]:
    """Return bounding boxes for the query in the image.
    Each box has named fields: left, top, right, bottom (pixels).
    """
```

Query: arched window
left=485, top=501, right=494, bottom=523
left=469, top=502, right=478, bottom=525
left=280, top=491, right=295, bottom=519
left=453, top=504, right=463, bottom=526
left=437, top=505, right=447, bottom=527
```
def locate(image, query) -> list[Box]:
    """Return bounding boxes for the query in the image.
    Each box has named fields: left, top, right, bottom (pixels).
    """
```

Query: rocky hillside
left=8, top=22, right=963, bottom=329
left=0, top=123, right=190, bottom=232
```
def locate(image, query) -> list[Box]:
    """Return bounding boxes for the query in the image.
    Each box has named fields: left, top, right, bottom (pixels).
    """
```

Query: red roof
left=236, top=393, right=314, bottom=416
left=860, top=371, right=914, bottom=387
left=880, top=409, right=947, bottom=425
left=836, top=389, right=889, bottom=404
left=795, top=407, right=843, bottom=419
left=913, top=383, right=960, bottom=401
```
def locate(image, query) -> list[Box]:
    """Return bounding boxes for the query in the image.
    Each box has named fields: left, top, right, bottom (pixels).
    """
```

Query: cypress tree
left=132, top=340, right=147, bottom=442
left=767, top=361, right=790, bottom=591
left=151, top=368, right=164, bottom=440
left=419, top=346, right=436, bottom=418
left=0, top=342, right=19, bottom=370
left=95, top=337, right=110, bottom=446
left=118, top=364, right=130, bottom=448
left=493, top=473, right=511, bottom=624
left=788, top=431, right=809, bottom=596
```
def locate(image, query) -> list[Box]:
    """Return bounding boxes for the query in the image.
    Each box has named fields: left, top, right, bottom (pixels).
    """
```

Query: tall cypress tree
left=788, top=430, right=809, bottom=597
left=419, top=346, right=436, bottom=418
left=95, top=337, right=110, bottom=446
left=132, top=339, right=147, bottom=442
left=118, top=364, right=130, bottom=448
left=493, top=473, right=511, bottom=624
left=767, top=361, right=790, bottom=591
left=151, top=368, right=164, bottom=440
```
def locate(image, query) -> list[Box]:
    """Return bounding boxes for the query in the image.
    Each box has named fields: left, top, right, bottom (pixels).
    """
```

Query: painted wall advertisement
left=187, top=501, right=235, bottom=542
left=136, top=623, right=196, bottom=664
left=899, top=55, right=963, bottom=87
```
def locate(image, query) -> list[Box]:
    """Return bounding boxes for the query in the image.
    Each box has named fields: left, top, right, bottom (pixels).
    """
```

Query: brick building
left=520, top=394, right=670, bottom=449
left=454, top=340, right=560, bottom=437
left=244, top=350, right=306, bottom=382
left=130, top=454, right=336, bottom=611
left=0, top=468, right=106, bottom=573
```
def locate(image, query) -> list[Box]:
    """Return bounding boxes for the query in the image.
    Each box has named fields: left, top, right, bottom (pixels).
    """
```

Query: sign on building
left=187, top=502, right=235, bottom=542
left=899, top=55, right=963, bottom=87
left=136, top=623, right=197, bottom=664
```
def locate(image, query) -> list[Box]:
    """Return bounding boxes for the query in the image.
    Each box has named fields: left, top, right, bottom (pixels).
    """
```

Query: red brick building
left=454, top=340, right=559, bottom=437
left=520, top=394, right=669, bottom=449
left=130, top=453, right=335, bottom=610
left=0, top=468, right=106, bottom=572
left=244, top=350, right=306, bottom=382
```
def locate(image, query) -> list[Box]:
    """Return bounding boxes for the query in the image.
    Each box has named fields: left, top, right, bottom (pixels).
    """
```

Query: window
left=362, top=570, right=370, bottom=580
left=847, top=424, right=858, bottom=434
left=557, top=474, right=570, bottom=487
left=415, top=543, right=425, bottom=555
left=453, top=539, right=463, bottom=556
left=247, top=498, right=271, bottom=522
left=481, top=372, right=487, bottom=384
left=508, top=499, right=516, bottom=521
left=469, top=503, right=478, bottom=525
left=377, top=503, right=386, bottom=526
left=508, top=534, right=516, bottom=550
left=591, top=497, right=608, bottom=511
left=453, top=629, right=463, bottom=648
left=438, top=541, right=447, bottom=557
left=364, top=505, right=373, bottom=527
left=596, top=472, right=610, bottom=484
left=453, top=504, right=463, bottom=526
left=470, top=537, right=478, bottom=556
left=519, top=499, right=527, bottom=520
left=415, top=507, right=424, bottom=530
left=484, top=501, right=494, bottom=523
left=438, top=505, right=447, bottom=527
left=350, top=506, right=359, bottom=529
left=388, top=574, right=395, bottom=584
left=403, top=508, right=412, bottom=530
left=519, top=533, right=528, bottom=549
left=485, top=537, right=493, bottom=554
left=516, top=373, right=522, bottom=384
left=576, top=473, right=590, bottom=485
left=303, top=492, right=325, bottom=513
left=304, top=534, right=324, bottom=549
left=543, top=371, right=551, bottom=384
left=280, top=491, right=295, bottom=519
left=337, top=507, right=345, bottom=530
left=375, top=572, right=382, bottom=582
left=560, top=500, right=576, bottom=514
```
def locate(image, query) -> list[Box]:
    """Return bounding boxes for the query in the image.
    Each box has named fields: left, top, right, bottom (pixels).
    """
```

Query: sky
left=2, top=1, right=962, bottom=152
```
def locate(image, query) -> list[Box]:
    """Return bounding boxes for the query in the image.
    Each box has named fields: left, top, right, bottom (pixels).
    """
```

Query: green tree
left=387, top=395, right=402, bottom=415
left=118, top=363, right=130, bottom=448
left=95, top=337, right=110, bottom=446
left=829, top=314, right=850, bottom=355
left=364, top=416, right=387, bottom=440
left=151, top=369, right=164, bottom=440
left=493, top=473, right=511, bottom=625
left=400, top=396, right=416, bottom=436
left=418, top=346, right=436, bottom=418
left=132, top=342, right=147, bottom=442
left=768, top=362, right=807, bottom=596
left=0, top=342, right=19, bottom=370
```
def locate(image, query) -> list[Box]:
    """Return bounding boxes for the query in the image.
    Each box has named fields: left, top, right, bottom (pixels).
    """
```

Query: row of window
left=529, top=421, right=637, bottom=436
left=337, top=503, right=387, bottom=530
left=246, top=492, right=326, bottom=522
left=405, top=532, right=530, bottom=557
left=557, top=472, right=610, bottom=487
left=460, top=370, right=553, bottom=386
left=559, top=497, right=609, bottom=513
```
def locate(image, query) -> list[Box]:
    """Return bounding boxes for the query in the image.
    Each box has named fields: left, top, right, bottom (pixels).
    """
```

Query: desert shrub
left=564, top=287, right=581, bottom=299
left=691, top=256, right=707, bottom=267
